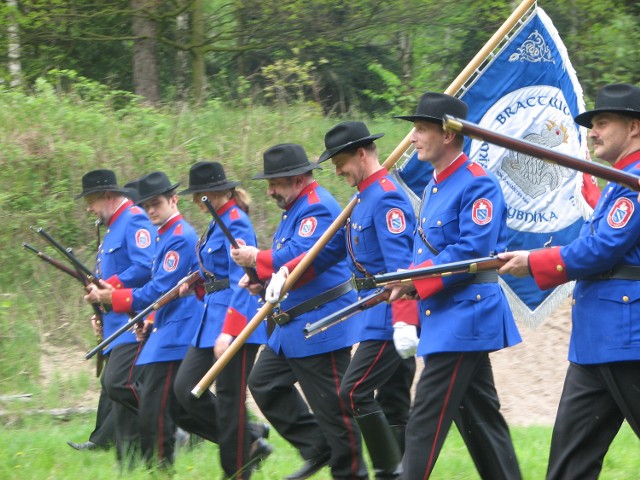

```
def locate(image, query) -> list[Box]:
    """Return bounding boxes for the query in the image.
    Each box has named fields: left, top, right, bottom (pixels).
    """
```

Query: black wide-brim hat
left=178, top=161, right=241, bottom=195
left=123, top=179, right=140, bottom=204
left=136, top=171, right=180, bottom=204
left=395, top=92, right=468, bottom=124
left=574, top=83, right=640, bottom=128
left=253, top=143, right=322, bottom=180
left=75, top=169, right=128, bottom=199
left=318, top=121, right=384, bottom=163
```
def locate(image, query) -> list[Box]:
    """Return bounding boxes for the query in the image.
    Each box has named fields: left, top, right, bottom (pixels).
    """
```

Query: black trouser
left=547, top=361, right=640, bottom=480
left=101, top=342, right=143, bottom=464
left=403, top=351, right=521, bottom=480
left=174, top=344, right=260, bottom=478
left=249, top=346, right=368, bottom=480
left=88, top=382, right=115, bottom=448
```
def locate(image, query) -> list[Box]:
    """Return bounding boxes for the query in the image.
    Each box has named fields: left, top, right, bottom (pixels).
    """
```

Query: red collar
left=613, top=149, right=640, bottom=171
left=108, top=199, right=133, bottom=226
left=158, top=213, right=182, bottom=235
left=434, top=153, right=468, bottom=184
left=287, top=181, right=319, bottom=211
left=218, top=199, right=237, bottom=216
left=358, top=168, right=388, bottom=192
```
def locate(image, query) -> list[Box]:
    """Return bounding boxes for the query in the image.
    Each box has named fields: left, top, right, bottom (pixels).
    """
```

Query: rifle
left=85, top=271, right=201, bottom=359
left=303, top=288, right=390, bottom=338
left=304, top=256, right=506, bottom=336
left=443, top=115, right=640, bottom=192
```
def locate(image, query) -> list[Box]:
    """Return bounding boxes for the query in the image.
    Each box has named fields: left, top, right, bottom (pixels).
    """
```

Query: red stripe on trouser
left=157, top=362, right=174, bottom=462
left=424, top=353, right=464, bottom=480
left=349, top=342, right=388, bottom=412
left=331, top=351, right=360, bottom=477
left=236, top=348, right=248, bottom=475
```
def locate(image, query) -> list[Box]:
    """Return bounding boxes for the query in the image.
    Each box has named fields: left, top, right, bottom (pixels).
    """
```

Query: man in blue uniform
left=498, top=83, right=640, bottom=480
left=87, top=171, right=200, bottom=470
left=231, top=143, right=367, bottom=480
left=78, top=169, right=154, bottom=463
left=388, top=92, right=522, bottom=479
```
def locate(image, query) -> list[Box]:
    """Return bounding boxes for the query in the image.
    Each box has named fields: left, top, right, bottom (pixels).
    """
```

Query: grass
left=0, top=413, right=638, bottom=479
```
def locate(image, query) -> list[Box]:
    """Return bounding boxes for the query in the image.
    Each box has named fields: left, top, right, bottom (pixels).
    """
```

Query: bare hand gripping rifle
left=85, top=271, right=201, bottom=359
left=443, top=115, right=640, bottom=192
left=303, top=255, right=506, bottom=337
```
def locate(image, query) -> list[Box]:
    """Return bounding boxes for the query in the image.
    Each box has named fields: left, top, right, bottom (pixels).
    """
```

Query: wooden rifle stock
left=443, top=115, right=640, bottom=192
left=303, top=288, right=390, bottom=338
left=85, top=271, right=200, bottom=359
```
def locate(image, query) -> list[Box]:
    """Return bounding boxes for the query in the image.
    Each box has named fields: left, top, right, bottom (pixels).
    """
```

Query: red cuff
left=529, top=247, right=568, bottom=290
left=255, top=250, right=274, bottom=281
left=221, top=307, right=248, bottom=337
left=105, top=275, right=124, bottom=289
left=146, top=311, right=156, bottom=324
left=111, top=288, right=134, bottom=313
left=391, top=298, right=419, bottom=326
left=412, top=260, right=445, bottom=299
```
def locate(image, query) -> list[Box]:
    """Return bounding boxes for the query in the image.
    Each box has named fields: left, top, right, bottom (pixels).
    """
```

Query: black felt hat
left=123, top=179, right=140, bottom=204
left=253, top=143, right=322, bottom=180
left=318, top=121, right=384, bottom=163
left=574, top=83, right=640, bottom=128
left=136, top=171, right=180, bottom=204
left=178, top=162, right=240, bottom=195
left=395, top=92, right=468, bottom=124
left=75, top=169, right=128, bottom=199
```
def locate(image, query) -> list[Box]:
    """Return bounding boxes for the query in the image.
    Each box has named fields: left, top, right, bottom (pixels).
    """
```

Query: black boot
left=390, top=424, right=406, bottom=455
left=356, top=411, right=402, bottom=479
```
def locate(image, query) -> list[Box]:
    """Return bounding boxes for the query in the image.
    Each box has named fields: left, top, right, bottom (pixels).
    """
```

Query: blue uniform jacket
left=96, top=200, right=154, bottom=353
left=255, top=181, right=357, bottom=358
left=410, top=154, right=522, bottom=356
left=529, top=150, right=640, bottom=364
left=112, top=214, right=200, bottom=364
left=192, top=200, right=267, bottom=348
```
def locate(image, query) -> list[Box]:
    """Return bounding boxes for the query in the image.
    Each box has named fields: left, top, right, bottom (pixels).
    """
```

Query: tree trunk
left=7, top=0, right=22, bottom=89
left=191, top=0, right=206, bottom=106
left=175, top=11, right=190, bottom=103
left=131, top=0, right=160, bottom=104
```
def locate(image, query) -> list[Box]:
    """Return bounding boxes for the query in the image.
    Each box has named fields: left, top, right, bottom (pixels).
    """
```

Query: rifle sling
left=270, top=279, right=354, bottom=326
left=584, top=265, right=640, bottom=281
left=203, top=278, right=230, bottom=294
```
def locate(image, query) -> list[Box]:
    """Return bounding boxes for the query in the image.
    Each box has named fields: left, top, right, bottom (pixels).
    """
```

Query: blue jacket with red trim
left=96, top=200, right=154, bottom=352
left=529, top=150, right=640, bottom=364
left=112, top=214, right=200, bottom=364
left=255, top=181, right=358, bottom=358
left=191, top=199, right=267, bottom=348
left=409, top=154, right=521, bottom=355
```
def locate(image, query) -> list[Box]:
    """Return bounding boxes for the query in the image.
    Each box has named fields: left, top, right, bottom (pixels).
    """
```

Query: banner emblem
left=607, top=198, right=634, bottom=229
left=135, top=229, right=151, bottom=248
left=163, top=251, right=180, bottom=271
left=298, top=217, right=317, bottom=237
left=472, top=199, right=493, bottom=225
left=386, top=208, right=406, bottom=233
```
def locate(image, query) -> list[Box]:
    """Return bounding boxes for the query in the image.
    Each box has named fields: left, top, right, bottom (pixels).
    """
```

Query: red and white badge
left=607, top=198, right=634, bottom=229
left=472, top=198, right=493, bottom=225
left=298, top=217, right=318, bottom=237
left=386, top=208, right=406, bottom=234
left=163, top=251, right=180, bottom=271
left=135, top=229, right=151, bottom=248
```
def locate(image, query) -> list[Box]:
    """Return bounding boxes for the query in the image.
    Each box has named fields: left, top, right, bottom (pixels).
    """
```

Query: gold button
left=126, top=297, right=131, bottom=303
left=153, top=328, right=157, bottom=333
left=357, top=198, right=361, bottom=203
left=228, top=309, right=233, bottom=314
left=572, top=298, right=576, bottom=305
left=358, top=296, right=362, bottom=301
left=556, top=265, right=564, bottom=272
left=418, top=248, right=423, bottom=254
left=437, top=220, right=442, bottom=226
left=425, top=310, right=431, bottom=316
left=422, top=218, right=426, bottom=224
left=283, top=214, right=287, bottom=220
left=476, top=294, right=481, bottom=300
left=432, top=187, right=438, bottom=194
left=623, top=296, right=629, bottom=302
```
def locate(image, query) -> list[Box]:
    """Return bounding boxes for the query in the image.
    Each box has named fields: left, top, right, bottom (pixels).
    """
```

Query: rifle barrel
left=443, top=115, right=640, bottom=192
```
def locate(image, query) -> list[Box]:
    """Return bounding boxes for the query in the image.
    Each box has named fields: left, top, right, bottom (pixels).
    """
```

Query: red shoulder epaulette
left=378, top=178, right=396, bottom=192
left=230, top=208, right=240, bottom=221
left=174, top=224, right=183, bottom=235
left=307, top=189, right=320, bottom=204
left=130, top=206, right=143, bottom=214
left=467, top=162, right=486, bottom=177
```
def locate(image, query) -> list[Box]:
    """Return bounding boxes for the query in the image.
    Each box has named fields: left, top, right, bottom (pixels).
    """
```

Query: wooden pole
left=191, top=0, right=538, bottom=397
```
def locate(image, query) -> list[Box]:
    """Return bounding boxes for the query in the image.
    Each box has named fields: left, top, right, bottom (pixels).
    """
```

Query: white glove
left=265, top=267, right=289, bottom=304
left=393, top=322, right=419, bottom=359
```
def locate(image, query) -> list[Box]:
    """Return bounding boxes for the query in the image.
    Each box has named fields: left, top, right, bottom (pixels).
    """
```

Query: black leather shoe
left=285, top=451, right=331, bottom=480
left=67, top=441, right=98, bottom=451
left=248, top=437, right=274, bottom=470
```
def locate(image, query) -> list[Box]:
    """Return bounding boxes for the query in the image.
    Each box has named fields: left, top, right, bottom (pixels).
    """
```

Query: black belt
left=203, top=278, right=230, bottom=293
left=270, top=279, right=354, bottom=326
left=584, top=265, right=640, bottom=281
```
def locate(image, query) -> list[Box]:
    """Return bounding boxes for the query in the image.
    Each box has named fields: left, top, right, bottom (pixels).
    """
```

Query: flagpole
left=191, top=0, right=538, bottom=397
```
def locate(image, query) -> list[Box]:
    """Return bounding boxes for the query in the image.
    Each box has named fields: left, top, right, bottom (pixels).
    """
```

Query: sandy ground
left=39, top=297, right=573, bottom=427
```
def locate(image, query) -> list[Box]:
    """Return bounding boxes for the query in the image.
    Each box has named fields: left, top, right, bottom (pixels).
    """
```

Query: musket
left=443, top=115, right=640, bottom=192
left=201, top=196, right=263, bottom=287
left=85, top=271, right=201, bottom=359
left=22, top=242, right=85, bottom=282
left=303, top=288, right=390, bottom=338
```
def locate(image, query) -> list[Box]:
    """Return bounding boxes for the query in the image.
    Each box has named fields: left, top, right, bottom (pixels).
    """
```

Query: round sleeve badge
left=135, top=229, right=151, bottom=248
left=607, top=197, right=634, bottom=229
left=163, top=251, right=180, bottom=271
left=386, top=208, right=406, bottom=234
left=298, top=217, right=318, bottom=237
left=472, top=198, right=493, bottom=225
